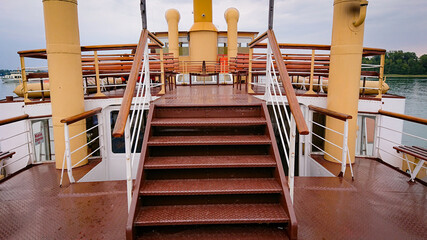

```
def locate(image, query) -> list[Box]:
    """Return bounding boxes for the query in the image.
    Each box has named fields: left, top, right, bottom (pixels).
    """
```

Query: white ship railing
left=305, top=105, right=354, bottom=178
left=375, top=110, right=426, bottom=182
left=123, top=40, right=151, bottom=210
left=0, top=114, right=34, bottom=179
left=60, top=107, right=104, bottom=186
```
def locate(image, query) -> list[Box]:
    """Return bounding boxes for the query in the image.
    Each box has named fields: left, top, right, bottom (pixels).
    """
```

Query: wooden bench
left=393, top=145, right=426, bottom=182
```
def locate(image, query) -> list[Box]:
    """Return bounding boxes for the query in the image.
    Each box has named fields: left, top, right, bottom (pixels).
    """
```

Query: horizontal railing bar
left=379, top=110, right=427, bottom=125
left=309, top=120, right=344, bottom=136
left=69, top=124, right=100, bottom=140
left=71, top=146, right=102, bottom=168
left=309, top=142, right=342, bottom=163
left=3, top=142, right=31, bottom=152
left=312, top=132, right=343, bottom=150
left=70, top=136, right=100, bottom=155
left=0, top=114, right=29, bottom=126
left=309, top=105, right=352, bottom=121
left=0, top=131, right=30, bottom=142
left=0, top=154, right=30, bottom=169
left=379, top=126, right=427, bottom=142
left=61, top=107, right=102, bottom=125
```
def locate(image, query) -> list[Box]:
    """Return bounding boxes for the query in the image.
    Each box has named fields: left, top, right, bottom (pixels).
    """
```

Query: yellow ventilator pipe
left=189, top=0, right=218, bottom=62
left=325, top=0, right=368, bottom=164
left=224, top=8, right=239, bottom=59
left=43, top=0, right=87, bottom=169
left=165, top=9, right=180, bottom=58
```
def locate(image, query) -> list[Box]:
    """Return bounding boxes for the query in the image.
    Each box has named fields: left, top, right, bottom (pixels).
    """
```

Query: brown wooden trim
left=248, top=31, right=268, bottom=48
left=379, top=110, right=427, bottom=125
left=28, top=115, right=52, bottom=119
left=60, top=107, right=102, bottom=125
left=0, top=114, right=29, bottom=126
left=267, top=30, right=309, bottom=135
left=309, top=105, right=352, bottom=121
left=147, top=31, right=164, bottom=47
left=113, top=30, right=149, bottom=138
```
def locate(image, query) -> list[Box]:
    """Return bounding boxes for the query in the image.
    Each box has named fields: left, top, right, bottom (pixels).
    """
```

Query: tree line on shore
left=363, top=51, right=427, bottom=75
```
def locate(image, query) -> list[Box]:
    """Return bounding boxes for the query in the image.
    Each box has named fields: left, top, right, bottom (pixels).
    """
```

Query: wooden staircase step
left=140, top=178, right=282, bottom=195
left=151, top=117, right=267, bottom=126
left=148, top=135, right=271, bottom=146
left=144, top=155, right=276, bottom=169
left=137, top=224, right=289, bottom=240
left=135, top=203, right=289, bottom=226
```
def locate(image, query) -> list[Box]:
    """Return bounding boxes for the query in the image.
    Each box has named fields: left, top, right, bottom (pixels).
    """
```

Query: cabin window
left=218, top=43, right=227, bottom=55
left=179, top=42, right=189, bottom=56
left=110, top=110, right=147, bottom=154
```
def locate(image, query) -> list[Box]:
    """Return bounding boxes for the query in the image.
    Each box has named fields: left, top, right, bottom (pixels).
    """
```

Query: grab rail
left=267, top=30, right=309, bottom=135
left=0, top=114, right=29, bottom=126
left=60, top=107, right=104, bottom=186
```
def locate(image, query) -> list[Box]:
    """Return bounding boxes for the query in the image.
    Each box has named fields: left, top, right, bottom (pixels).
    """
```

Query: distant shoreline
left=386, top=74, right=427, bottom=78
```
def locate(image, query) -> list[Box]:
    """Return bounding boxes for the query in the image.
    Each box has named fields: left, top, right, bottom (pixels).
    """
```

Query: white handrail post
left=340, top=119, right=349, bottom=176
left=26, top=119, right=35, bottom=165
left=144, top=42, right=151, bottom=102
left=304, top=107, right=312, bottom=176
left=124, top=119, right=132, bottom=212
left=264, top=42, right=272, bottom=101
left=98, top=113, right=105, bottom=161
left=64, top=123, right=75, bottom=183
left=288, top=116, right=297, bottom=203
left=374, top=114, right=382, bottom=159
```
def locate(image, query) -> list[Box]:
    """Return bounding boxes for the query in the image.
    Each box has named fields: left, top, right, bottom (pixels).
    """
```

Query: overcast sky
left=0, top=0, right=426, bottom=69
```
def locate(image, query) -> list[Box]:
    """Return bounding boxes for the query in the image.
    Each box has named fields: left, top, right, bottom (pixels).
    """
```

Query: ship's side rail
left=59, top=107, right=104, bottom=186
left=246, top=42, right=386, bottom=97
left=0, top=114, right=33, bottom=180
left=305, top=105, right=354, bottom=178
left=375, top=110, right=427, bottom=182
left=17, top=41, right=174, bottom=102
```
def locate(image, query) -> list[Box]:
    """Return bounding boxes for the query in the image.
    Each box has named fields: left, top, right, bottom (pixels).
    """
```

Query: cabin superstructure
left=0, top=0, right=426, bottom=239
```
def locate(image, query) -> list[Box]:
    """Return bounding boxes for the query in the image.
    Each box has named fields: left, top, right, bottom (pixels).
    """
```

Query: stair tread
left=145, top=155, right=276, bottom=169
left=135, top=203, right=289, bottom=226
left=137, top=224, right=289, bottom=240
left=141, top=178, right=282, bottom=195
left=151, top=117, right=266, bottom=126
left=148, top=135, right=271, bottom=146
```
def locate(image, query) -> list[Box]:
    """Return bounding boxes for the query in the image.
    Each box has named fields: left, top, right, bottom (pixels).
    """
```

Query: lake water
left=1, top=77, right=426, bottom=146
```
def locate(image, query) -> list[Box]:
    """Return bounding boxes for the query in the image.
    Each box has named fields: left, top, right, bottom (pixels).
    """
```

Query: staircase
left=126, top=103, right=297, bottom=239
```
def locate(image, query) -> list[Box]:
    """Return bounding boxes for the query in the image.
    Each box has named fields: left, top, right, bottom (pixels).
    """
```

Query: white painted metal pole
left=64, top=123, right=75, bottom=183
left=144, top=42, right=151, bottom=102
left=264, top=42, right=272, bottom=101
left=341, top=119, right=349, bottom=176
left=288, top=116, right=297, bottom=203
left=124, top=120, right=132, bottom=211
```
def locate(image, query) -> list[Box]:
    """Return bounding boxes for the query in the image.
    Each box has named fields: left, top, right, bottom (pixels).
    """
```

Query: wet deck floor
left=1, top=85, right=425, bottom=239
left=1, top=158, right=425, bottom=239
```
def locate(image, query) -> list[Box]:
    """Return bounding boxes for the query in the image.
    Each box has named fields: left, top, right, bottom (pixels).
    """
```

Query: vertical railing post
left=376, top=53, right=385, bottom=99
left=304, top=107, right=312, bottom=176
left=64, top=123, right=75, bottom=183
left=94, top=50, right=106, bottom=97
left=144, top=42, right=151, bottom=102
left=264, top=42, right=272, bottom=101
left=248, top=49, right=254, bottom=93
left=340, top=119, right=349, bottom=176
left=305, top=50, right=316, bottom=94
left=124, top=119, right=132, bottom=211
left=26, top=119, right=35, bottom=165
left=288, top=116, right=296, bottom=203
left=159, top=49, right=166, bottom=94
left=20, top=56, right=31, bottom=103
left=374, top=114, right=382, bottom=159
left=98, top=113, right=105, bottom=162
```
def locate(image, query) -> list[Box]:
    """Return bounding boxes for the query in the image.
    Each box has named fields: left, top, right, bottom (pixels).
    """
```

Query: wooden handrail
left=267, top=29, right=309, bottom=135
left=248, top=31, right=268, bottom=48
left=0, top=114, right=29, bottom=126
left=308, top=105, right=352, bottom=121
left=112, top=30, right=149, bottom=137
left=379, top=110, right=427, bottom=125
left=60, top=107, right=102, bottom=125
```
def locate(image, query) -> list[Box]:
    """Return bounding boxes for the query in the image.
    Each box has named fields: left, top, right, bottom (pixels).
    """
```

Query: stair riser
left=145, top=168, right=275, bottom=180
left=148, top=145, right=271, bottom=157
left=155, top=106, right=263, bottom=119
left=151, top=125, right=267, bottom=137
left=140, top=194, right=282, bottom=206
